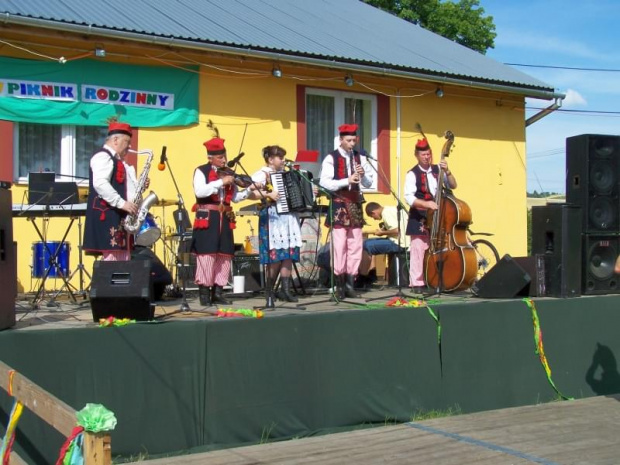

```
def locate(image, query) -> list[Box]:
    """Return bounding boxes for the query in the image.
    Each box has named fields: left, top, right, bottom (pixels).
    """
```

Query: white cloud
left=562, top=89, right=587, bottom=107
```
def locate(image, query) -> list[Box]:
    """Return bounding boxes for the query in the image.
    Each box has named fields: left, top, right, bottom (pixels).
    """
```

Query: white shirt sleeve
left=360, top=155, right=374, bottom=188
left=193, top=168, right=224, bottom=198
left=319, top=154, right=349, bottom=191
left=91, top=150, right=126, bottom=209
left=404, top=170, right=418, bottom=207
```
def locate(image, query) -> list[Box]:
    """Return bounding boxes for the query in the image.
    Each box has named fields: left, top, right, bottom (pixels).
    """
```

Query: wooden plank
left=83, top=431, right=112, bottom=465
left=0, top=360, right=76, bottom=437
left=137, top=395, right=620, bottom=464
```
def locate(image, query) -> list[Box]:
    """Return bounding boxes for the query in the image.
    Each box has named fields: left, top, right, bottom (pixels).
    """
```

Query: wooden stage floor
left=12, top=283, right=470, bottom=330
left=140, top=394, right=620, bottom=464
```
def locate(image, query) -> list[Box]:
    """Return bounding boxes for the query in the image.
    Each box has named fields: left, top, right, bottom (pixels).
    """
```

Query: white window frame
left=306, top=87, right=379, bottom=191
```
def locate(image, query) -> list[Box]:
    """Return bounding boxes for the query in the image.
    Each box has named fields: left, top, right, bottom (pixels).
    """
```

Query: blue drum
left=135, top=213, right=161, bottom=247
left=32, top=241, right=70, bottom=278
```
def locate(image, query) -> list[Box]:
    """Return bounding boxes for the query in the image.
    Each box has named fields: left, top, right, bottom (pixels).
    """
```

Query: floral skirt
left=258, top=207, right=301, bottom=265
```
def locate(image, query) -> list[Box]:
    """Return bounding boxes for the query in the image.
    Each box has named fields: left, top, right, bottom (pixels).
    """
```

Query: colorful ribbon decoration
left=1, top=371, right=24, bottom=465
left=523, top=298, right=572, bottom=400
left=216, top=308, right=264, bottom=318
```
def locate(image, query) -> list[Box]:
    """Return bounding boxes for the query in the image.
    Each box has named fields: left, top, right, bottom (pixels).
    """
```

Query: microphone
left=283, top=159, right=297, bottom=168
left=227, top=152, right=245, bottom=168
left=158, top=146, right=167, bottom=171
left=360, top=149, right=376, bottom=161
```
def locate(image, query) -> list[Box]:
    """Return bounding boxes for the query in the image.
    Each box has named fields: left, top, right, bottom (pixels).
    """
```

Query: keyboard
left=12, top=203, right=88, bottom=217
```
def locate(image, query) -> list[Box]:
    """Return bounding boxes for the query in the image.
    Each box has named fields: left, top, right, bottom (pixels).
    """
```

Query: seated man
left=358, top=202, right=410, bottom=288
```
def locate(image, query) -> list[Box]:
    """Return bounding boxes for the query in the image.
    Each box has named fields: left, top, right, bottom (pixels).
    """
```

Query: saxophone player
left=83, top=121, right=149, bottom=261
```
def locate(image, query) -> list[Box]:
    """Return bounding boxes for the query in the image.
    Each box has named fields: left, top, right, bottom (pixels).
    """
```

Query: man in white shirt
left=403, top=138, right=457, bottom=293
left=83, top=121, right=141, bottom=261
left=319, top=124, right=374, bottom=299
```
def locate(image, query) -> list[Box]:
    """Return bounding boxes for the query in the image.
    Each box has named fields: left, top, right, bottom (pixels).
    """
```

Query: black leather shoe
left=212, top=286, right=231, bottom=305
left=198, top=286, right=212, bottom=306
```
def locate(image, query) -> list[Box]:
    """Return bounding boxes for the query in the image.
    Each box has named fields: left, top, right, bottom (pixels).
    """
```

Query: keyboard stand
left=27, top=215, right=79, bottom=311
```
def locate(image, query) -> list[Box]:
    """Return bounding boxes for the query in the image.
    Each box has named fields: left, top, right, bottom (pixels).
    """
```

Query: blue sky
left=483, top=0, right=620, bottom=194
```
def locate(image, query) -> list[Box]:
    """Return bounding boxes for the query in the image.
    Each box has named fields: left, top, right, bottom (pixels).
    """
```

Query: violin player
left=403, top=138, right=457, bottom=294
left=190, top=137, right=262, bottom=306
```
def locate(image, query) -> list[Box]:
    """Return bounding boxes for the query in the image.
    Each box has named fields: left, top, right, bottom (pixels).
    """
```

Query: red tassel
left=191, top=204, right=198, bottom=212
left=100, top=212, right=105, bottom=221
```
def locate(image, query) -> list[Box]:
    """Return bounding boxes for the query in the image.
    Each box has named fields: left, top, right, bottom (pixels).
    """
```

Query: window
left=14, top=123, right=107, bottom=184
left=305, top=88, right=378, bottom=190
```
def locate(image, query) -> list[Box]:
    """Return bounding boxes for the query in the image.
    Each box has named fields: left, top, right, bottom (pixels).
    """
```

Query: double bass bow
left=424, top=131, right=477, bottom=292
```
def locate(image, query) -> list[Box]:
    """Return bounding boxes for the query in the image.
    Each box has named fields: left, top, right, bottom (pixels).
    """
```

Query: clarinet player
left=83, top=121, right=148, bottom=261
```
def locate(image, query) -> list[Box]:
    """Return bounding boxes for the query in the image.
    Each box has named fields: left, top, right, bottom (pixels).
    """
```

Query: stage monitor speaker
left=387, top=252, right=410, bottom=287
left=90, top=260, right=154, bottom=322
left=471, top=254, right=531, bottom=298
left=131, top=247, right=173, bottom=300
left=0, top=187, right=15, bottom=330
left=512, top=255, right=548, bottom=297
left=232, top=253, right=262, bottom=292
left=566, top=134, right=620, bottom=234
left=582, top=235, right=620, bottom=295
left=531, top=204, right=582, bottom=297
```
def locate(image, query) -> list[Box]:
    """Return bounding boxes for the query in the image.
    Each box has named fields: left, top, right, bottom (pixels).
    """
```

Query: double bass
left=424, top=131, right=477, bottom=292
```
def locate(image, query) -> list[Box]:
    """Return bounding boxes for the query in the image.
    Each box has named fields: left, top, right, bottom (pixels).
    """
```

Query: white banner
left=0, top=79, right=78, bottom=101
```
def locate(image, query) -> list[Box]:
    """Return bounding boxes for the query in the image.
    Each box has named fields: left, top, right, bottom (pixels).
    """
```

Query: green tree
left=362, top=0, right=496, bottom=54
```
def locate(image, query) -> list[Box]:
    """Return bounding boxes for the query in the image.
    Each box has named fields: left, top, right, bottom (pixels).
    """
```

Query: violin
left=216, top=167, right=253, bottom=188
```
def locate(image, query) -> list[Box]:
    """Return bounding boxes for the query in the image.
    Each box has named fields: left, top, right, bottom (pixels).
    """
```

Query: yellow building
left=0, top=0, right=563, bottom=294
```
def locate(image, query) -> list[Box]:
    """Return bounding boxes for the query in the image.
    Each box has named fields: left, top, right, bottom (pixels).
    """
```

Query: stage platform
left=2, top=286, right=620, bottom=463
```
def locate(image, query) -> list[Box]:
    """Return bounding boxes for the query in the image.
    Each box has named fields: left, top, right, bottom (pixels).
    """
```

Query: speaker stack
left=0, top=185, right=16, bottom=330
left=566, top=134, right=620, bottom=294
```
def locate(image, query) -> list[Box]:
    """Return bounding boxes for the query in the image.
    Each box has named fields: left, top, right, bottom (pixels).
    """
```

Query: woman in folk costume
left=251, top=145, right=303, bottom=302
left=319, top=123, right=374, bottom=299
left=190, top=137, right=262, bottom=306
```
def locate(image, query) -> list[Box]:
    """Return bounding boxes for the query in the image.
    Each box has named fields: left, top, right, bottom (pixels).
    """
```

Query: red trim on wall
left=0, top=121, right=14, bottom=183
left=376, top=94, right=390, bottom=194
left=296, top=85, right=307, bottom=151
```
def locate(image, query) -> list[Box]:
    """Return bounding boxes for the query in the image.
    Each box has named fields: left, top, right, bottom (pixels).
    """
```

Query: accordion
left=271, top=170, right=314, bottom=214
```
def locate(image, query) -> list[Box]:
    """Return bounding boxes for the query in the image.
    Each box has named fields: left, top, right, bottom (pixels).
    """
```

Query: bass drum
left=135, top=213, right=161, bottom=247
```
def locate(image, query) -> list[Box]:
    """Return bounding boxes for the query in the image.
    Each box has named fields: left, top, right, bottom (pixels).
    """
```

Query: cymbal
left=155, top=199, right=179, bottom=207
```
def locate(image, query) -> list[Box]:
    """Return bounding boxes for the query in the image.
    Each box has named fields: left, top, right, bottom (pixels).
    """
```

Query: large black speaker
left=90, top=260, right=154, bottom=322
left=232, top=253, right=262, bottom=292
left=472, top=254, right=531, bottom=298
left=0, top=187, right=15, bottom=330
left=582, top=235, right=620, bottom=294
left=531, top=204, right=582, bottom=297
left=566, top=134, right=620, bottom=234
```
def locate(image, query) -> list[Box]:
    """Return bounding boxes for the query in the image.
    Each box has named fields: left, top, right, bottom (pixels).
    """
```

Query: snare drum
left=135, top=213, right=161, bottom=247
left=32, top=241, right=71, bottom=278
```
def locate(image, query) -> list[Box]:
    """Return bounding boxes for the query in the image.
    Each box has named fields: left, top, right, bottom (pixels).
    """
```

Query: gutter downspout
left=525, top=96, right=564, bottom=127
left=3, top=14, right=565, bottom=101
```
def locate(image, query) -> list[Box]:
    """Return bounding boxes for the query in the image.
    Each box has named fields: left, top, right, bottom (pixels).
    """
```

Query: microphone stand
left=361, top=152, right=411, bottom=302
left=160, top=148, right=191, bottom=312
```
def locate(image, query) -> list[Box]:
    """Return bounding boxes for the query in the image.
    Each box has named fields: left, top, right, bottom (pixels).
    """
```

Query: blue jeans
left=363, top=238, right=402, bottom=255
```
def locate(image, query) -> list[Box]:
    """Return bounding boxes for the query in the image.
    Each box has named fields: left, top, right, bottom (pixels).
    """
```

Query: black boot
left=335, top=274, right=346, bottom=300
left=198, top=286, right=212, bottom=306
left=278, top=277, right=298, bottom=302
left=344, top=274, right=358, bottom=298
left=212, top=285, right=231, bottom=305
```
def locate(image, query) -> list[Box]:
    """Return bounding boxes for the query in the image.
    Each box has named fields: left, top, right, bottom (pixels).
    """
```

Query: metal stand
left=51, top=215, right=91, bottom=302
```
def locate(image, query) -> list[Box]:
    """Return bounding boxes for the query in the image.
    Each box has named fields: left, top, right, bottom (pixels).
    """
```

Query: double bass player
left=404, top=138, right=457, bottom=294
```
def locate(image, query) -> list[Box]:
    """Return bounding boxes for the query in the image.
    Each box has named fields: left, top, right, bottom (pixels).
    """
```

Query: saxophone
left=123, top=149, right=159, bottom=234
